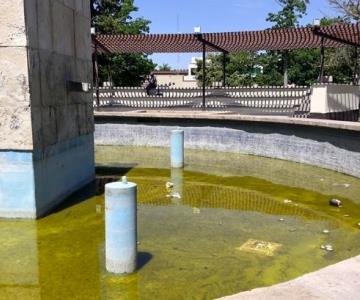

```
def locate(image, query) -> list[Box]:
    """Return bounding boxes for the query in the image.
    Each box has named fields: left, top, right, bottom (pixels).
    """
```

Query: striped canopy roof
left=93, top=23, right=360, bottom=54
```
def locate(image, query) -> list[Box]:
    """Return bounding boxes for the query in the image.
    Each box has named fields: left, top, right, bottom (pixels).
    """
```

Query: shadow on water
left=137, top=252, right=153, bottom=271
left=48, top=180, right=98, bottom=216
left=41, top=164, right=138, bottom=218
left=96, top=163, right=138, bottom=176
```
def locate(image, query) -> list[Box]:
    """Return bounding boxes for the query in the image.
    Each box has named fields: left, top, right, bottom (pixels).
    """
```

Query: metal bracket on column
left=66, top=81, right=92, bottom=93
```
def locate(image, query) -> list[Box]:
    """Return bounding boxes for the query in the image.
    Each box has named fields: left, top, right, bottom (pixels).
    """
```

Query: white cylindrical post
left=105, top=177, right=137, bottom=274
left=171, top=129, right=184, bottom=168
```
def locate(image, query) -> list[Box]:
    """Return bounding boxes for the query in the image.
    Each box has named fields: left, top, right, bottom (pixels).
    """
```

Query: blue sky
left=133, top=0, right=339, bottom=68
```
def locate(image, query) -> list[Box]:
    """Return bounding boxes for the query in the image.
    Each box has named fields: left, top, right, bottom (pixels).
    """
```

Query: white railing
left=93, top=85, right=312, bottom=117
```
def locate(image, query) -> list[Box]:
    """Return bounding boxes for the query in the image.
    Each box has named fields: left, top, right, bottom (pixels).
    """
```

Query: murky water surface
left=1, top=146, right=360, bottom=299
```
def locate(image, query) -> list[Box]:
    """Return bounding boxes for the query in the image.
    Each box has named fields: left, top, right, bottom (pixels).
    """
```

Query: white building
left=153, top=57, right=200, bottom=88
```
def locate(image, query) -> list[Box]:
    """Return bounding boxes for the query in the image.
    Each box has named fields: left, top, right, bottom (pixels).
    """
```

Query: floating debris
left=166, top=182, right=174, bottom=189
left=279, top=218, right=285, bottom=222
left=284, top=199, right=292, bottom=204
left=329, top=198, right=342, bottom=207
left=320, top=178, right=325, bottom=182
left=322, top=229, right=330, bottom=234
left=192, top=207, right=201, bottom=214
left=332, top=183, right=351, bottom=188
left=237, top=239, right=282, bottom=256
left=344, top=214, right=350, bottom=218
left=170, top=192, right=181, bottom=199
left=358, top=223, right=360, bottom=228
left=321, top=244, right=334, bottom=252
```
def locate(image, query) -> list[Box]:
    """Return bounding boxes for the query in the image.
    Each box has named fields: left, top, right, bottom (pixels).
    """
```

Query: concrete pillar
left=105, top=178, right=137, bottom=274
left=170, top=129, right=184, bottom=168
left=0, top=0, right=95, bottom=218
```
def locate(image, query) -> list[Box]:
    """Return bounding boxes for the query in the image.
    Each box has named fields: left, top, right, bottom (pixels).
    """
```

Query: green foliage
left=288, top=48, right=320, bottom=85
left=326, top=47, right=355, bottom=83
left=91, top=0, right=156, bottom=86
left=227, top=52, right=257, bottom=86
left=267, top=0, right=309, bottom=28
left=91, top=0, right=150, bottom=34
left=328, top=0, right=360, bottom=21
left=254, top=52, right=283, bottom=86
left=267, top=0, right=309, bottom=85
left=195, top=54, right=223, bottom=87
left=98, top=53, right=156, bottom=86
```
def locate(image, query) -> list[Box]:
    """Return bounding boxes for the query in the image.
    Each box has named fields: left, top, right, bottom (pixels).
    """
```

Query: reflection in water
left=2, top=147, right=360, bottom=299
left=170, top=168, right=183, bottom=205
left=96, top=146, right=360, bottom=204
left=101, top=273, right=139, bottom=300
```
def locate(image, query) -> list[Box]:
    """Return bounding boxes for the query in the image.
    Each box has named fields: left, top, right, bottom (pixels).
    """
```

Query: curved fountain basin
left=96, top=146, right=360, bottom=299
left=1, top=145, right=360, bottom=299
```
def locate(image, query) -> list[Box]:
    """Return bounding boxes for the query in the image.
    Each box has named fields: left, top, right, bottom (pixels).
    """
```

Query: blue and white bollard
left=171, top=129, right=184, bottom=168
left=105, top=177, right=137, bottom=274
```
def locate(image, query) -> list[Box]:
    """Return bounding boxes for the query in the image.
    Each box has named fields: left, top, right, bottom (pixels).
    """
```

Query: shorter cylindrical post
left=171, top=129, right=184, bottom=168
left=105, top=177, right=137, bottom=274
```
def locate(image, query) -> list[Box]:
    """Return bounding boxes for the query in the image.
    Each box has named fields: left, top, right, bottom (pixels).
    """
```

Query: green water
left=1, top=146, right=360, bottom=300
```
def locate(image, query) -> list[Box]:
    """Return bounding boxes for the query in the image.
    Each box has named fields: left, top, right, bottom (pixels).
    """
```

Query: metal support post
left=223, top=52, right=227, bottom=88
left=319, top=37, right=325, bottom=84
left=202, top=42, right=206, bottom=108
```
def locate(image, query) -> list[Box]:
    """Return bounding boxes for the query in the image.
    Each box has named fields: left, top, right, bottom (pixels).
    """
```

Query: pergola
left=92, top=22, right=360, bottom=107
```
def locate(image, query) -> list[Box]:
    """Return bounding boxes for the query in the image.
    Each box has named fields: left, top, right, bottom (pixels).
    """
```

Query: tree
left=267, top=0, right=309, bottom=86
left=195, top=52, right=283, bottom=87
left=328, top=0, right=360, bottom=20
left=91, top=0, right=156, bottom=86
left=326, top=2, right=360, bottom=83
left=254, top=52, right=283, bottom=86
left=195, top=53, right=257, bottom=87
left=157, top=64, right=172, bottom=71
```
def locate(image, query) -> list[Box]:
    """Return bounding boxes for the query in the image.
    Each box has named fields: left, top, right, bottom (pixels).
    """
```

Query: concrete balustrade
left=309, top=84, right=360, bottom=121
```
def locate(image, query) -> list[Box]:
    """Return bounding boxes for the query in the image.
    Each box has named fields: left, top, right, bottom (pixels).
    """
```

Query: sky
left=133, top=0, right=340, bottom=69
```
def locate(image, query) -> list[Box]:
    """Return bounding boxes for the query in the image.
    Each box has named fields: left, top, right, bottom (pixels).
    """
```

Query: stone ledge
left=220, top=255, right=360, bottom=300
left=94, top=110, right=360, bottom=132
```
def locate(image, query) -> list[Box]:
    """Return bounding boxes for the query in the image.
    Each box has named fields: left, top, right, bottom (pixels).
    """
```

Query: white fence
left=94, top=86, right=312, bottom=117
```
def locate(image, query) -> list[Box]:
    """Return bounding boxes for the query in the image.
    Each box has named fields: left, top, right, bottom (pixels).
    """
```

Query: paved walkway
left=220, top=255, right=360, bottom=300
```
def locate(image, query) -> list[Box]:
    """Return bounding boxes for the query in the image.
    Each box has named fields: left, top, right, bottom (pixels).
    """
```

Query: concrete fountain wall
left=0, top=0, right=95, bottom=218
left=95, top=113, right=360, bottom=179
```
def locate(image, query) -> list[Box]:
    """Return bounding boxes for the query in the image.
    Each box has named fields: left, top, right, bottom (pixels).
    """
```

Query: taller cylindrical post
left=105, top=178, right=137, bottom=274
left=171, top=129, right=184, bottom=168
